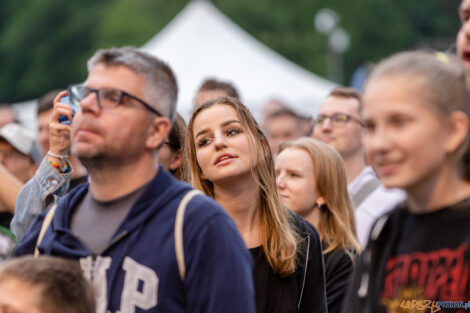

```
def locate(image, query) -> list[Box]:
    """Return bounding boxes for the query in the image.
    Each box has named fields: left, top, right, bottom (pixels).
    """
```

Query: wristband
left=48, top=159, right=70, bottom=173
left=47, top=151, right=68, bottom=160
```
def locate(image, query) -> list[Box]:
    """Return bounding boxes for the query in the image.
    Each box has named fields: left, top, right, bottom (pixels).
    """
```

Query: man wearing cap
left=0, top=123, right=42, bottom=183
left=0, top=122, right=41, bottom=261
left=15, top=47, right=255, bottom=313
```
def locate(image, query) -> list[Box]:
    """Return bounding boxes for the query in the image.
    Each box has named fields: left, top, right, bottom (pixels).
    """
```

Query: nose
left=363, top=125, right=392, bottom=157
left=276, top=172, right=286, bottom=189
left=79, top=91, right=100, bottom=115
left=317, top=118, right=333, bottom=132
left=213, top=132, right=228, bottom=151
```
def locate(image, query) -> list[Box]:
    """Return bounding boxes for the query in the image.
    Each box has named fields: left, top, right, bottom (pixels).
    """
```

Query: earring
left=315, top=202, right=325, bottom=210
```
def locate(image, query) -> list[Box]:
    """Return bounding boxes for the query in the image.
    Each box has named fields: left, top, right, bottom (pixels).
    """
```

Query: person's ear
left=146, top=117, right=171, bottom=150
left=169, top=151, right=182, bottom=171
left=444, top=111, right=469, bottom=155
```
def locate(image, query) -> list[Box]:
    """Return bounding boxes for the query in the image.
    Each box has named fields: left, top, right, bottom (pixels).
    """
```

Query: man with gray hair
left=15, top=46, right=255, bottom=313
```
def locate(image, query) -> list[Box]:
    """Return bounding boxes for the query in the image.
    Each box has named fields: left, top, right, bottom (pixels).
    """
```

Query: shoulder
left=184, top=189, right=228, bottom=222
left=289, top=210, right=319, bottom=237
left=324, top=245, right=354, bottom=271
left=356, top=185, right=405, bottom=218
left=167, top=185, right=240, bottom=239
left=365, top=203, right=406, bottom=246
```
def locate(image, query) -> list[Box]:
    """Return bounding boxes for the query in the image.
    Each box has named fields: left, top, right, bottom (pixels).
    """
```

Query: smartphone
left=58, top=94, right=79, bottom=125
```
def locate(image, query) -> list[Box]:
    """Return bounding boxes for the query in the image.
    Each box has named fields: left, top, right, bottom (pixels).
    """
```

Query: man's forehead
left=319, top=96, right=359, bottom=115
left=86, top=64, right=146, bottom=94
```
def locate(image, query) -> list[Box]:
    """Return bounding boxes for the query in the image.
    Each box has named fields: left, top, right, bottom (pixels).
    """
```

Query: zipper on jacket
left=99, top=230, right=129, bottom=256
left=297, top=235, right=311, bottom=310
left=90, top=255, right=97, bottom=281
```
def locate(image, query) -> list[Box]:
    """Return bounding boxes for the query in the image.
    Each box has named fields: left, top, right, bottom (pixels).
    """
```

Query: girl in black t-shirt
left=275, top=137, right=361, bottom=313
left=344, top=51, right=470, bottom=313
left=186, top=97, right=327, bottom=313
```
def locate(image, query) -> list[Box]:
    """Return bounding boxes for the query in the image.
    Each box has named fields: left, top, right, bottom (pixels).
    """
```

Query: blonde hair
left=364, top=50, right=470, bottom=180
left=185, top=96, right=299, bottom=276
left=279, top=137, right=361, bottom=260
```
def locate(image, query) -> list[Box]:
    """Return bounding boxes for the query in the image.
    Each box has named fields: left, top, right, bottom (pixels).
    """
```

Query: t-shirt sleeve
left=183, top=201, right=255, bottom=313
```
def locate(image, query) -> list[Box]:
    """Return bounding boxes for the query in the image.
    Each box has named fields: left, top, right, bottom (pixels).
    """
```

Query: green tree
left=0, top=0, right=463, bottom=102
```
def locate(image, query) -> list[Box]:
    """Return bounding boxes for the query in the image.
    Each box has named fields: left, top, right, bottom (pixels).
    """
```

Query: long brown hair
left=279, top=137, right=361, bottom=260
left=185, top=97, right=299, bottom=276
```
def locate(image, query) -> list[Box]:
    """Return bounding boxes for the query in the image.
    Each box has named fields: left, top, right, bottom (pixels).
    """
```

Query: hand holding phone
left=58, top=94, right=79, bottom=125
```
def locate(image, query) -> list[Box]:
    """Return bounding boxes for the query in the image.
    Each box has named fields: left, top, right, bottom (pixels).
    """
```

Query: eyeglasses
left=69, top=85, right=162, bottom=117
left=314, top=113, right=363, bottom=128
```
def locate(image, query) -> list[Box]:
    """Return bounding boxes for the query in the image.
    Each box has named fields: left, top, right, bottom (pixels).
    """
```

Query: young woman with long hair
left=275, top=137, right=360, bottom=313
left=344, top=51, right=470, bottom=313
left=185, top=97, right=327, bottom=313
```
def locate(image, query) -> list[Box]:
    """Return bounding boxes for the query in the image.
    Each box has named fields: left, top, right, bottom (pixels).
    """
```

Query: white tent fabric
left=142, top=0, right=335, bottom=120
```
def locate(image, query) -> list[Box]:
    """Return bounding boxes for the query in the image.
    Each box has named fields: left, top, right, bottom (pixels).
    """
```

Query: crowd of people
left=0, top=1, right=470, bottom=312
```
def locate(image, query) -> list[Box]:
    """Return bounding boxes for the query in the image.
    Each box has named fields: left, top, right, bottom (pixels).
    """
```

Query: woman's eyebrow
left=195, top=120, right=240, bottom=139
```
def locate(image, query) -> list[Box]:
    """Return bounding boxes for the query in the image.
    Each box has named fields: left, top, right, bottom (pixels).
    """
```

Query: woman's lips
left=214, top=153, right=236, bottom=165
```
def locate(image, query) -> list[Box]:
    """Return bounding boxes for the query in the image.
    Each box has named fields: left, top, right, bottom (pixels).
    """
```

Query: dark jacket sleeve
left=340, top=248, right=367, bottom=313
left=324, top=249, right=354, bottom=313
left=297, top=218, right=328, bottom=313
left=184, top=204, right=256, bottom=313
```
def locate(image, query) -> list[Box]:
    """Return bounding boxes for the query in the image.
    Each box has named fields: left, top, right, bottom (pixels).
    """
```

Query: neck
left=302, top=207, right=322, bottom=237
left=406, top=164, right=470, bottom=214
left=87, top=154, right=157, bottom=201
left=69, top=156, right=87, bottom=179
left=213, top=176, right=261, bottom=248
left=343, top=151, right=366, bottom=184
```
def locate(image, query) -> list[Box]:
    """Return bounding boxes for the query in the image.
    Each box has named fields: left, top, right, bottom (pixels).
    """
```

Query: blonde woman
left=275, top=137, right=360, bottom=313
left=185, top=97, right=327, bottom=313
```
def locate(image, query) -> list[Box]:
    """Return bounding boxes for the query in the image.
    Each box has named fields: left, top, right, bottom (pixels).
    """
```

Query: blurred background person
left=276, top=137, right=360, bottom=313
left=194, top=78, right=240, bottom=107
left=0, top=105, right=17, bottom=129
left=345, top=51, right=470, bottom=313
left=186, top=96, right=327, bottom=313
left=0, top=123, right=41, bottom=205
left=0, top=123, right=41, bottom=260
left=298, top=114, right=314, bottom=137
left=0, top=255, right=95, bottom=313
left=457, top=0, right=470, bottom=69
left=312, top=87, right=404, bottom=247
left=159, top=113, right=186, bottom=181
left=264, top=108, right=303, bottom=155
left=261, top=99, right=286, bottom=127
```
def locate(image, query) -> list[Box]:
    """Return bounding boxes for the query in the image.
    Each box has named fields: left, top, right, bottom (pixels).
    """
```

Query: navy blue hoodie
left=16, top=168, right=255, bottom=313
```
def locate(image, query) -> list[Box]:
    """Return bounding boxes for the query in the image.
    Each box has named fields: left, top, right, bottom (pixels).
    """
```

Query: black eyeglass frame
left=314, top=113, right=364, bottom=127
left=68, top=85, right=162, bottom=117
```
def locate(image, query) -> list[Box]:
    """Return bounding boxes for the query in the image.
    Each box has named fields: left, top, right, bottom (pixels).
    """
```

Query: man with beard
left=15, top=47, right=255, bottom=313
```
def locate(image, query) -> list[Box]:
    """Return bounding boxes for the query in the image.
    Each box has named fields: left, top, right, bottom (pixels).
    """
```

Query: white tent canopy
left=142, top=0, right=335, bottom=120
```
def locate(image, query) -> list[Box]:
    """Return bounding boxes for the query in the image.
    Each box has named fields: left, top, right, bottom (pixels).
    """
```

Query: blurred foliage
left=0, top=0, right=462, bottom=102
